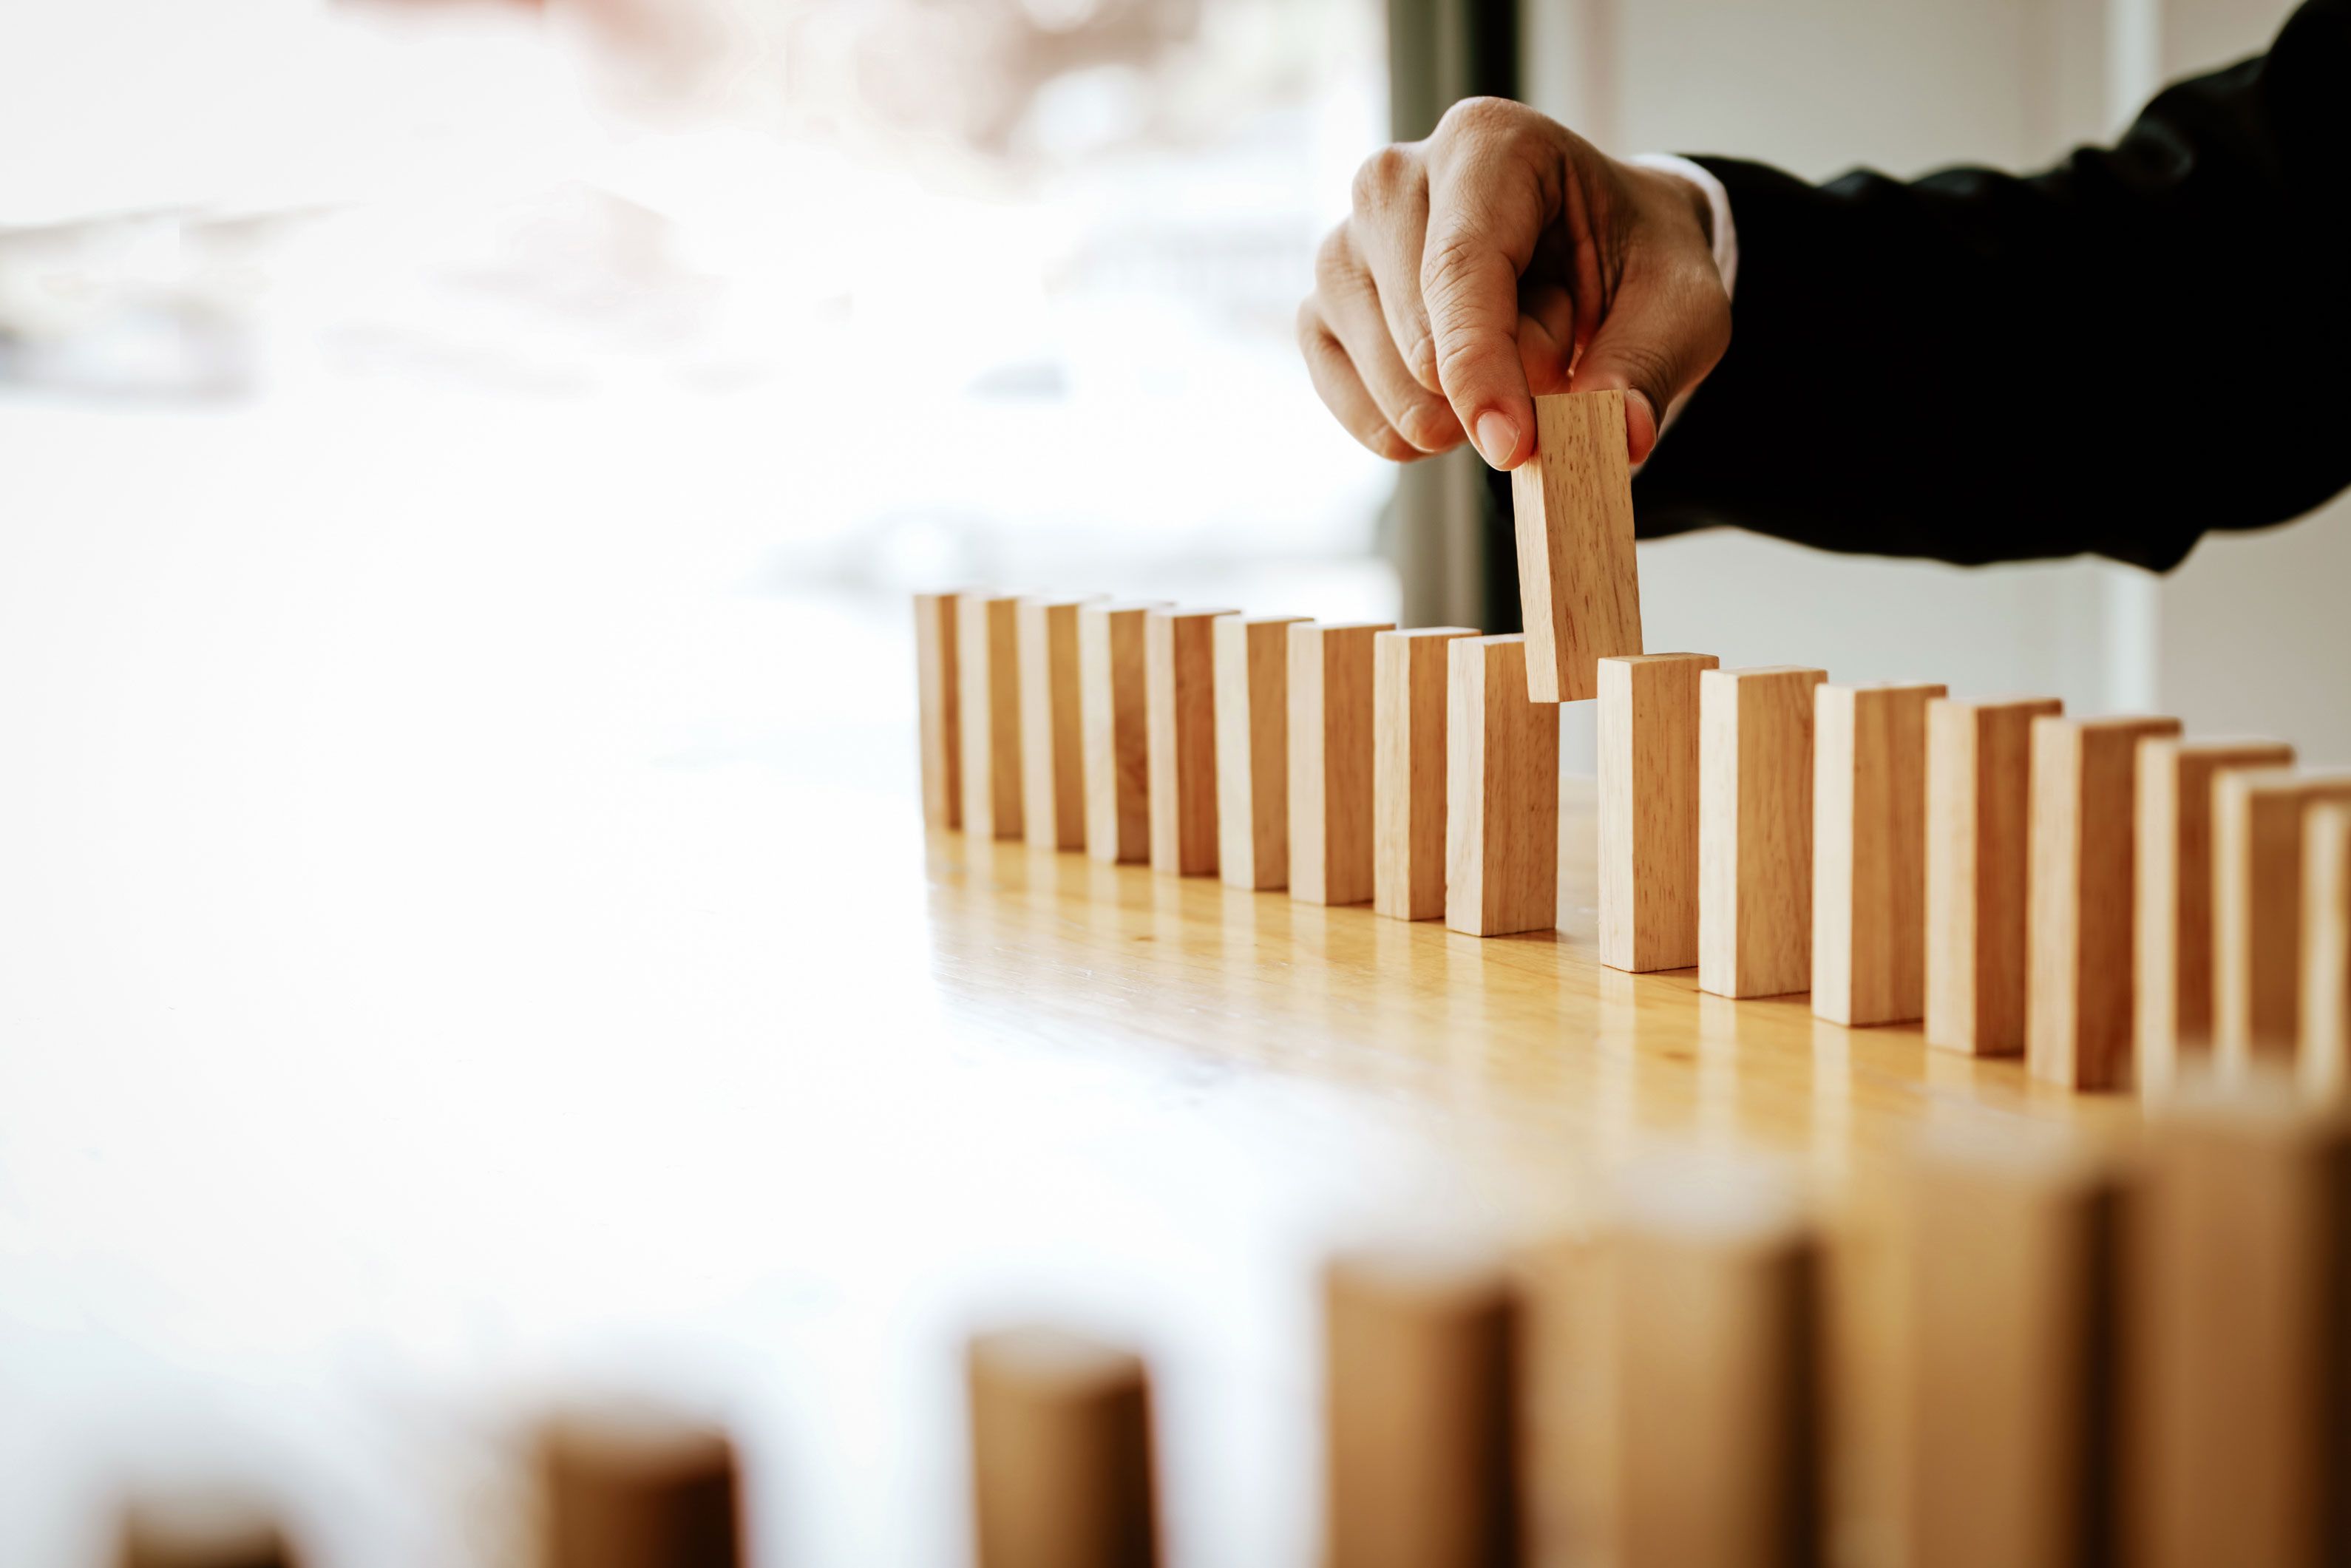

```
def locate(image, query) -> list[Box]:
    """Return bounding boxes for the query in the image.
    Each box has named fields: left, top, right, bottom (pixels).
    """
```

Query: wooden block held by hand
left=2302, top=804, right=2351, bottom=1097
left=968, top=1326, right=1160, bottom=1568
left=1445, top=635, right=1561, bottom=937
left=913, top=591, right=963, bottom=829
left=540, top=1410, right=743, bottom=1568
left=1374, top=628, right=1478, bottom=922
left=1145, top=608, right=1237, bottom=876
left=1291, top=621, right=1394, bottom=906
left=1510, top=390, right=1644, bottom=702
left=118, top=1496, right=299, bottom=1568
left=1020, top=596, right=1099, bottom=851
left=2026, top=714, right=2181, bottom=1091
left=958, top=591, right=1027, bottom=841
left=1598, top=653, right=1719, bottom=972
left=2214, top=770, right=2351, bottom=1073
left=2135, top=738, right=2296, bottom=1094
left=1324, top=1246, right=1521, bottom=1568
left=1214, top=614, right=1309, bottom=890
left=1698, top=666, right=1829, bottom=999
left=1813, top=681, right=1947, bottom=1025
left=1079, top=602, right=1165, bottom=865
left=1925, top=697, right=2062, bottom=1055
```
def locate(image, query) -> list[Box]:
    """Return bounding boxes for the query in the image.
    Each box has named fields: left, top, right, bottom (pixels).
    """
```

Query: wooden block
left=1290, top=621, right=1394, bottom=906
left=1323, top=1246, right=1520, bottom=1568
left=2025, top=714, right=2182, bottom=1091
left=968, top=1326, right=1159, bottom=1568
left=118, top=1498, right=297, bottom=1568
left=1018, top=596, right=1097, bottom=851
left=1509, top=390, right=1644, bottom=703
left=1612, top=1168, right=1822, bottom=1568
left=1597, top=653, right=1719, bottom=972
left=1445, top=634, right=1561, bottom=937
left=914, top=590, right=963, bottom=829
left=1697, top=666, right=1829, bottom=999
left=1079, top=602, right=1165, bottom=865
left=1373, top=628, right=1478, bottom=922
left=1924, top=697, right=2063, bottom=1056
left=1144, top=608, right=1237, bottom=877
left=1214, top=614, right=1309, bottom=890
left=2135, top=739, right=2296, bottom=1093
left=2136, top=1080, right=2351, bottom=1568
left=1902, top=1138, right=2121, bottom=1568
left=540, top=1411, right=742, bottom=1568
left=2302, top=803, right=2351, bottom=1097
left=2214, top=770, right=2351, bottom=1072
left=958, top=591, right=1026, bottom=841
left=1812, top=681, right=1947, bottom=1025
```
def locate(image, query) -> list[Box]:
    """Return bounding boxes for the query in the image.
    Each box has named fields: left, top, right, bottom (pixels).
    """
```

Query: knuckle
left=1435, top=95, right=1521, bottom=143
left=1396, top=401, right=1459, bottom=452
left=1350, top=144, right=1418, bottom=211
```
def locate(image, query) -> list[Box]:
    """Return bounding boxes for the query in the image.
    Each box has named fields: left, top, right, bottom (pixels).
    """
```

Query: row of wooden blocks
left=118, top=1076, right=2351, bottom=1568
left=913, top=591, right=2351, bottom=1094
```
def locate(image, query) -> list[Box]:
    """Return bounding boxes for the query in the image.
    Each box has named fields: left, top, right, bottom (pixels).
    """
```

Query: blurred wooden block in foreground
left=118, top=1496, right=298, bottom=1568
left=540, top=1409, right=742, bottom=1568
left=1144, top=608, right=1236, bottom=877
left=1079, top=602, right=1165, bottom=865
left=1374, top=628, right=1478, bottom=921
left=968, top=1326, right=1159, bottom=1568
left=1445, top=634, right=1561, bottom=937
left=959, top=591, right=1028, bottom=841
left=1213, top=614, right=1308, bottom=891
left=1924, top=696, right=2062, bottom=1055
left=2213, top=770, right=2351, bottom=1073
left=1597, top=652, right=1718, bottom=972
left=1289, top=621, right=1393, bottom=907
left=1812, top=681, right=1946, bottom=1025
left=913, top=590, right=964, bottom=830
left=1699, top=666, right=1829, bottom=999
left=2304, top=802, right=2351, bottom=1096
left=1510, top=390, right=1643, bottom=703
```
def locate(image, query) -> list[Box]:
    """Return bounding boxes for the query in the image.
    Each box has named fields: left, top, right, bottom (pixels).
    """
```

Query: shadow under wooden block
left=2026, top=714, right=2181, bottom=1092
left=1373, top=627, right=1478, bottom=922
left=1291, top=620, right=1393, bottom=907
left=1598, top=653, right=1718, bottom=973
left=1079, top=601, right=1166, bottom=865
left=1020, top=595, right=1099, bottom=851
left=2134, top=738, right=2296, bottom=1095
left=539, top=1409, right=742, bottom=1568
left=1698, top=666, right=1828, bottom=999
left=2302, top=803, right=2351, bottom=1097
left=1509, top=390, right=1643, bottom=703
left=1445, top=634, right=1561, bottom=937
left=913, top=590, right=965, bottom=830
left=1813, top=682, right=1946, bottom=1026
left=1144, top=608, right=1237, bottom=877
left=2213, top=769, right=2351, bottom=1073
left=1215, top=614, right=1308, bottom=891
left=968, top=1326, right=1160, bottom=1568
left=958, top=591, right=1028, bottom=841
left=1925, top=696, right=2062, bottom=1056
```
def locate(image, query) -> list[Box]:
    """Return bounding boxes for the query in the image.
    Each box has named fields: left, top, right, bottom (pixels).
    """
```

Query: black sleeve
left=1629, top=0, right=2351, bottom=571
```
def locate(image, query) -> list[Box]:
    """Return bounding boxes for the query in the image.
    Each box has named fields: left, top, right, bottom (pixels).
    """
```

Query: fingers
left=1297, top=298, right=1424, bottom=463
left=1564, top=257, right=1731, bottom=464
left=1309, top=225, right=1466, bottom=456
left=1419, top=99, right=1556, bottom=471
left=1348, top=146, right=1440, bottom=393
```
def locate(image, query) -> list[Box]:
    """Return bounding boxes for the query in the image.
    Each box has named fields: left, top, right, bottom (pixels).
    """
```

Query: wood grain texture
left=1508, top=391, right=1643, bottom=703
left=1445, top=635, right=1561, bottom=937
left=1020, top=596, right=1098, bottom=852
left=2026, top=716, right=2181, bottom=1092
left=958, top=591, right=1027, bottom=841
left=1289, top=622, right=1393, bottom=907
left=1079, top=602, right=1165, bottom=865
left=1144, top=608, right=1236, bottom=877
left=1374, top=628, right=1479, bottom=922
left=2136, top=1082, right=2351, bottom=1568
left=1698, top=667, right=1829, bottom=999
left=1597, top=653, right=1719, bottom=972
left=1214, top=615, right=1308, bottom=891
left=2302, top=804, right=2351, bottom=1098
left=2214, top=770, right=2351, bottom=1073
left=1902, top=1139, right=2120, bottom=1568
left=1812, top=682, right=1946, bottom=1026
left=913, top=591, right=963, bottom=830
left=1323, top=1246, right=1519, bottom=1568
left=1925, top=698, right=2063, bottom=1056
left=539, top=1411, right=742, bottom=1568
left=2134, top=739, right=2296, bottom=1096
left=968, top=1326, right=1159, bottom=1568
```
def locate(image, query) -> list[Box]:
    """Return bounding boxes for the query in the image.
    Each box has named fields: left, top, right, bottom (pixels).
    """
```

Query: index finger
left=1419, top=127, right=1550, bottom=469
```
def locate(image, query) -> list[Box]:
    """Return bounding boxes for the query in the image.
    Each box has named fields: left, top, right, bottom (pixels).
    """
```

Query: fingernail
left=1624, top=390, right=1659, bottom=458
left=1475, top=411, right=1519, bottom=469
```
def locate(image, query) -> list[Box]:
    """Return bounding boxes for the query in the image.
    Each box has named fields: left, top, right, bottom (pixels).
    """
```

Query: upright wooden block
left=968, top=1326, right=1159, bottom=1568
left=1214, top=614, right=1308, bottom=890
left=1597, top=653, right=1719, bottom=972
left=1509, top=390, right=1644, bottom=703
left=958, top=591, right=1026, bottom=841
left=1812, top=682, right=1947, bottom=1025
left=540, top=1411, right=742, bottom=1568
left=1144, top=608, right=1236, bottom=877
left=118, top=1499, right=298, bottom=1568
left=1079, top=602, right=1164, bottom=865
left=1903, top=1138, right=2121, bottom=1568
left=1445, top=635, right=1561, bottom=937
left=2136, top=1081, right=2351, bottom=1568
left=1020, top=595, right=1097, bottom=852
left=1290, top=621, right=1394, bottom=906
left=1373, top=628, right=1478, bottom=922
left=2302, top=804, right=2351, bottom=1097
left=2026, top=714, right=2182, bottom=1091
left=2135, top=739, right=2296, bottom=1093
left=2214, top=770, right=2351, bottom=1072
left=914, top=591, right=963, bottom=829
left=1925, top=697, right=2063, bottom=1056
left=1323, top=1246, right=1520, bottom=1568
left=1697, top=666, right=1829, bottom=999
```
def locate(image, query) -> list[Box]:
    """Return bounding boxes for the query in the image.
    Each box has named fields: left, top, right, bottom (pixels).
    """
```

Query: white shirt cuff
left=1626, top=152, right=1738, bottom=300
